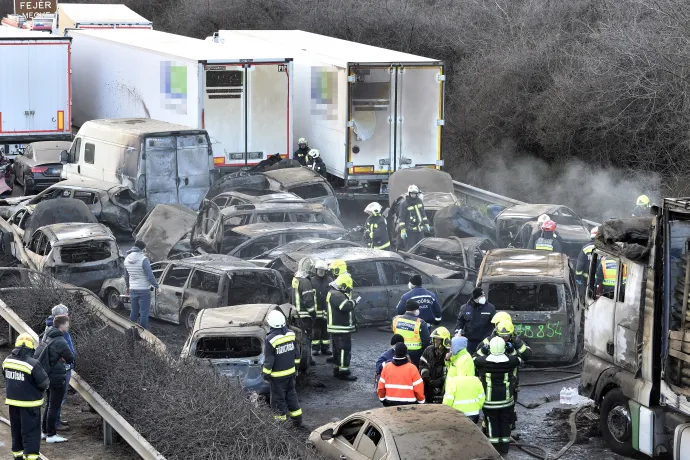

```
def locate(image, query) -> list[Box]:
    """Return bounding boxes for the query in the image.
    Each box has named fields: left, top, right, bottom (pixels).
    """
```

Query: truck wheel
left=105, top=288, right=122, bottom=310
left=600, top=388, right=636, bottom=456
left=181, top=308, right=198, bottom=331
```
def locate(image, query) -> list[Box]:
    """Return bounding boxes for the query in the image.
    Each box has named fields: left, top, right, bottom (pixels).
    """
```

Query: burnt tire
left=600, top=388, right=636, bottom=456
left=105, top=288, right=122, bottom=310
left=182, top=308, right=198, bottom=331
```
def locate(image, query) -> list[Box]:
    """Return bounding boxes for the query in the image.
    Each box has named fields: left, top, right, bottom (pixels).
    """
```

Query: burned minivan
left=477, top=248, right=581, bottom=362
left=180, top=303, right=310, bottom=396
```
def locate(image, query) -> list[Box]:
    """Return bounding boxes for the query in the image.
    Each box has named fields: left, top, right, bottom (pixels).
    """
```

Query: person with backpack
left=34, top=316, right=74, bottom=443
left=42, top=304, right=75, bottom=432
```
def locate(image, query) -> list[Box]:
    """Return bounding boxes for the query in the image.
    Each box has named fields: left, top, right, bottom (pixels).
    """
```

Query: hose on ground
left=0, top=416, right=50, bottom=460
left=519, top=374, right=581, bottom=387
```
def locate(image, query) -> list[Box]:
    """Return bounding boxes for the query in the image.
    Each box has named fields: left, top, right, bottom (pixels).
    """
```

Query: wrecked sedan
left=208, top=188, right=305, bottom=208
left=495, top=203, right=590, bottom=259
left=180, top=303, right=310, bottom=396
left=133, top=204, right=198, bottom=262
left=13, top=141, right=71, bottom=194
left=406, top=236, right=497, bottom=273
left=269, top=248, right=472, bottom=325
left=119, top=254, right=288, bottom=329
left=0, top=179, right=146, bottom=232
left=309, top=404, right=500, bottom=460
left=477, top=248, right=581, bottom=362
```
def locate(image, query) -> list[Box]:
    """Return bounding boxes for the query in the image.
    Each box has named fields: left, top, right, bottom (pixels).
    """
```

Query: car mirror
left=320, top=428, right=334, bottom=441
left=59, top=150, right=69, bottom=165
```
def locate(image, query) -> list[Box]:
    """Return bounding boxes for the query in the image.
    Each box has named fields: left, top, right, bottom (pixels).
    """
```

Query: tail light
left=31, top=166, right=48, bottom=174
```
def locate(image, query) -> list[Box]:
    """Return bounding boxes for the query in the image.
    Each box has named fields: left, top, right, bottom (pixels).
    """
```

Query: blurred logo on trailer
left=160, top=61, right=188, bottom=114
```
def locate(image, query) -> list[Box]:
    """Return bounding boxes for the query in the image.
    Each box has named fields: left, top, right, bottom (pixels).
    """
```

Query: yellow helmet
left=15, top=333, right=36, bottom=349
left=491, top=311, right=512, bottom=325
left=637, top=195, right=650, bottom=207
left=430, top=326, right=451, bottom=348
left=496, top=320, right=515, bottom=336
left=329, top=259, right=348, bottom=277
left=331, top=273, right=353, bottom=292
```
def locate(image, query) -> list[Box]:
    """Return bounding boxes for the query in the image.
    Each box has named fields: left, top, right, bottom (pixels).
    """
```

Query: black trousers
left=42, top=383, right=65, bottom=437
left=403, top=230, right=424, bottom=250
left=9, top=405, right=41, bottom=458
left=269, top=376, right=302, bottom=426
left=331, top=333, right=352, bottom=375
left=483, top=405, right=514, bottom=454
left=312, top=318, right=330, bottom=352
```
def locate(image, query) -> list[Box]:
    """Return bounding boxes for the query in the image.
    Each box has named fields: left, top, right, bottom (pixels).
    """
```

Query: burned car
left=269, top=248, right=473, bottom=325
left=133, top=204, right=198, bottom=262
left=433, top=204, right=496, bottom=241
left=208, top=188, right=305, bottom=208
left=250, top=237, right=363, bottom=265
left=0, top=179, right=147, bottom=233
left=180, top=303, right=310, bottom=396
left=119, top=255, right=288, bottom=329
left=309, top=405, right=500, bottom=460
left=477, top=248, right=581, bottom=362
left=495, top=203, right=590, bottom=259
left=406, top=236, right=496, bottom=273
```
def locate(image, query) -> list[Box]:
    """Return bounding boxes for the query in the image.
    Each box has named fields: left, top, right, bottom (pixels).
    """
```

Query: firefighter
left=310, top=260, right=331, bottom=356
left=446, top=336, right=475, bottom=378
left=443, top=374, right=486, bottom=423
left=397, top=184, right=430, bottom=250
left=392, top=300, right=431, bottom=367
left=576, top=227, right=598, bottom=298
left=419, top=327, right=451, bottom=403
left=454, top=287, right=496, bottom=354
left=294, top=138, right=312, bottom=167
left=327, top=271, right=358, bottom=381
left=377, top=343, right=426, bottom=406
left=529, top=220, right=563, bottom=253
left=632, top=194, right=651, bottom=217
left=395, top=274, right=442, bottom=326
left=263, top=310, right=303, bottom=426
left=476, top=314, right=532, bottom=361
left=292, top=258, right=316, bottom=364
left=475, top=337, right=522, bottom=454
left=363, top=202, right=390, bottom=250
left=3, top=333, right=49, bottom=460
left=308, top=149, right=327, bottom=176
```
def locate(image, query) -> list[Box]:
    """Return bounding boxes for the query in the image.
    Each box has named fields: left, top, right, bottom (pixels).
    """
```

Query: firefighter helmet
left=541, top=220, right=557, bottom=232
left=590, top=226, right=599, bottom=239
left=496, top=321, right=515, bottom=337
left=15, top=333, right=36, bottom=350
left=364, top=202, right=382, bottom=215
left=407, top=184, right=420, bottom=195
left=297, top=257, right=315, bottom=277
left=330, top=273, right=353, bottom=292
left=538, top=214, right=551, bottom=224
left=329, top=259, right=348, bottom=277
left=267, top=310, right=286, bottom=329
left=491, top=311, right=512, bottom=325
left=298, top=138, right=308, bottom=146
left=430, top=327, right=451, bottom=348
left=314, top=259, right=328, bottom=277
left=308, top=149, right=320, bottom=158
left=637, top=195, right=650, bottom=207
left=489, top=336, right=507, bottom=355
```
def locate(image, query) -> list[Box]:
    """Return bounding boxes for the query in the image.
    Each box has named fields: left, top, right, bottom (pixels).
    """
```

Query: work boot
left=55, top=423, right=70, bottom=432
left=312, top=349, right=320, bottom=356
left=322, top=349, right=332, bottom=355
left=338, top=371, right=358, bottom=381
left=332, top=367, right=340, bottom=378
left=326, top=356, right=335, bottom=363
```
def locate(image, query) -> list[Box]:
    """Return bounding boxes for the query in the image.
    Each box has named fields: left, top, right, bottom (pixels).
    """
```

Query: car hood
left=388, top=168, right=455, bottom=206
left=405, top=258, right=461, bottom=279
left=134, top=204, right=197, bottom=262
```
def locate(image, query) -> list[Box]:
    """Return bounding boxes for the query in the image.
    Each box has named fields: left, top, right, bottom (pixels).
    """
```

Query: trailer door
left=203, top=65, right=245, bottom=167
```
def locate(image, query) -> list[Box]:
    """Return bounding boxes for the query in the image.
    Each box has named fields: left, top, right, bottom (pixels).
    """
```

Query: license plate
left=45, top=168, right=59, bottom=176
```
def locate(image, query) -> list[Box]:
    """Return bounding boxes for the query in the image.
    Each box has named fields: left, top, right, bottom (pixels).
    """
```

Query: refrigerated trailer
left=57, top=3, right=152, bottom=35
left=67, top=29, right=292, bottom=171
left=0, top=27, right=71, bottom=159
left=212, top=30, right=445, bottom=198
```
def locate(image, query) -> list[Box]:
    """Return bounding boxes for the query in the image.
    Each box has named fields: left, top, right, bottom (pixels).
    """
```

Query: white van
left=61, top=118, right=212, bottom=210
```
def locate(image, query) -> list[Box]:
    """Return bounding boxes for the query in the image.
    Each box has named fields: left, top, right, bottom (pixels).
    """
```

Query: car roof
left=195, top=304, right=276, bottom=330
left=262, top=167, right=326, bottom=187
left=217, top=189, right=304, bottom=203
left=220, top=202, right=326, bottom=215
left=162, top=254, right=266, bottom=271
left=27, top=141, right=73, bottom=151
left=285, top=247, right=403, bottom=263
left=230, top=223, right=345, bottom=236
left=41, top=223, right=113, bottom=242
left=47, top=179, right=125, bottom=193
left=497, top=204, right=560, bottom=219
left=481, top=249, right=568, bottom=280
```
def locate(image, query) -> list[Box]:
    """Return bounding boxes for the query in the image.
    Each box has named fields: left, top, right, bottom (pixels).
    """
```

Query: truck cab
left=580, top=207, right=690, bottom=458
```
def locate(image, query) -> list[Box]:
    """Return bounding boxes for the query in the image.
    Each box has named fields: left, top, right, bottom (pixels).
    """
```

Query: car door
left=72, top=190, right=103, bottom=218
left=24, top=230, right=47, bottom=270
left=380, top=260, right=435, bottom=315
left=354, top=422, right=389, bottom=460
left=322, top=417, right=368, bottom=460
left=186, top=269, right=222, bottom=312
left=348, top=261, right=388, bottom=324
left=156, top=264, right=192, bottom=324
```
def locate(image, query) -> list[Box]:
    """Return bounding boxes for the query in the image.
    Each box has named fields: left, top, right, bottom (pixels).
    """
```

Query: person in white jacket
left=124, top=241, right=160, bottom=329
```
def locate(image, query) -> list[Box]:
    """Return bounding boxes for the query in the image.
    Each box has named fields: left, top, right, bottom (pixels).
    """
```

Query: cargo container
left=0, top=27, right=71, bottom=159
left=211, top=30, right=445, bottom=198
left=67, top=29, right=292, bottom=171
left=57, top=3, right=152, bottom=35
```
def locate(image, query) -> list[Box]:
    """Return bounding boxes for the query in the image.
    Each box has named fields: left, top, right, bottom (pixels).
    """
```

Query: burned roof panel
left=482, top=249, right=567, bottom=279
left=283, top=247, right=403, bottom=264
left=196, top=304, right=275, bottom=330
left=23, top=198, right=98, bottom=244
left=171, top=254, right=264, bottom=271
left=497, top=204, right=558, bottom=219
left=263, top=167, right=325, bottom=186
left=220, top=202, right=329, bottom=215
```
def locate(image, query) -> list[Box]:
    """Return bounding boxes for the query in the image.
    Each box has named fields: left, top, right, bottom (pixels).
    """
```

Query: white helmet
left=314, top=259, right=328, bottom=277
left=298, top=138, right=308, bottom=146
left=267, top=310, right=286, bottom=329
left=537, top=214, right=551, bottom=224
left=590, top=226, right=599, bottom=239
left=296, top=257, right=315, bottom=278
left=308, top=149, right=320, bottom=158
left=364, top=202, right=382, bottom=215
left=408, top=184, right=420, bottom=195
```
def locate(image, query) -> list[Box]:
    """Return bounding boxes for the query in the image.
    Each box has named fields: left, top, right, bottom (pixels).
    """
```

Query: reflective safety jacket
left=365, top=214, right=390, bottom=249
left=476, top=333, right=532, bottom=361
left=2, top=346, right=49, bottom=408
left=293, top=147, right=312, bottom=166
left=474, top=354, right=521, bottom=409
left=597, top=258, right=627, bottom=287
left=397, top=196, right=429, bottom=233
left=263, top=327, right=301, bottom=379
left=292, top=276, right=315, bottom=319
left=443, top=375, right=485, bottom=416
left=392, top=314, right=430, bottom=352
left=446, top=348, right=475, bottom=378
left=531, top=231, right=563, bottom=253
left=377, top=358, right=425, bottom=405
left=575, top=242, right=595, bottom=284
left=311, top=276, right=330, bottom=319
left=327, top=288, right=356, bottom=334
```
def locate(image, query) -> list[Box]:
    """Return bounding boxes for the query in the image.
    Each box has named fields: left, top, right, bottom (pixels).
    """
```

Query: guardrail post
left=103, top=419, right=113, bottom=446
left=8, top=323, right=15, bottom=345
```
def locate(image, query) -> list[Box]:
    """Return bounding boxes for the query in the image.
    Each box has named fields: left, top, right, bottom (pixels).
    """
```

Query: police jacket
left=3, top=346, right=49, bottom=408
left=395, top=287, right=442, bottom=324
left=327, top=288, right=356, bottom=334
left=365, top=214, right=390, bottom=250
left=529, top=231, right=563, bottom=253
left=33, top=328, right=74, bottom=386
left=397, top=196, right=428, bottom=233
left=311, top=276, right=330, bottom=319
left=419, top=345, right=448, bottom=403
left=443, top=375, right=485, bottom=416
left=454, top=300, right=496, bottom=342
left=293, top=147, right=312, bottom=166
left=292, top=276, right=315, bottom=319
left=476, top=333, right=532, bottom=361
left=312, top=157, right=327, bottom=176
left=474, top=354, right=521, bottom=409
left=392, top=314, right=431, bottom=352
left=262, top=327, right=301, bottom=379
left=575, top=242, right=595, bottom=284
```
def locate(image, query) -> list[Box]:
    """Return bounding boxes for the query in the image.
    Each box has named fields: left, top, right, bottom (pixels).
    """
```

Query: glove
left=263, top=373, right=271, bottom=382
left=400, top=229, right=408, bottom=240
left=505, top=341, right=515, bottom=353
left=424, top=224, right=431, bottom=233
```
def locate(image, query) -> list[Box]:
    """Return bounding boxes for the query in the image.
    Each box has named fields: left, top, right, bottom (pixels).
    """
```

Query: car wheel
left=181, top=308, right=198, bottom=331
left=300, top=343, right=310, bottom=372
left=600, top=388, right=636, bottom=456
left=105, top=288, right=122, bottom=310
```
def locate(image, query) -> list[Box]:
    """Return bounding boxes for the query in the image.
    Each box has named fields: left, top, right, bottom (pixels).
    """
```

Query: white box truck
left=0, top=27, right=71, bottom=159
left=67, top=29, right=293, bottom=172
left=212, top=30, right=445, bottom=198
left=57, top=3, right=152, bottom=35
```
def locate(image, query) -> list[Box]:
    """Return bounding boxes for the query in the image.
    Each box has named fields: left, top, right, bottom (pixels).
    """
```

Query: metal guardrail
left=452, top=180, right=601, bottom=227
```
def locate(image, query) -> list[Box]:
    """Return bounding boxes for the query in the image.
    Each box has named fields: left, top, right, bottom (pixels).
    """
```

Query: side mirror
left=59, top=150, right=69, bottom=165
left=320, top=428, right=334, bottom=441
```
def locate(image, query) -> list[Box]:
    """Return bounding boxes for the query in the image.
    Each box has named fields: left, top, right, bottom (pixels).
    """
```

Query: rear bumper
left=26, top=176, right=62, bottom=190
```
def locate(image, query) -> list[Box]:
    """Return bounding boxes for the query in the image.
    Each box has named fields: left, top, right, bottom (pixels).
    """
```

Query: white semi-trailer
left=67, top=29, right=293, bottom=172
left=211, top=30, right=445, bottom=198
left=57, top=3, right=152, bottom=35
